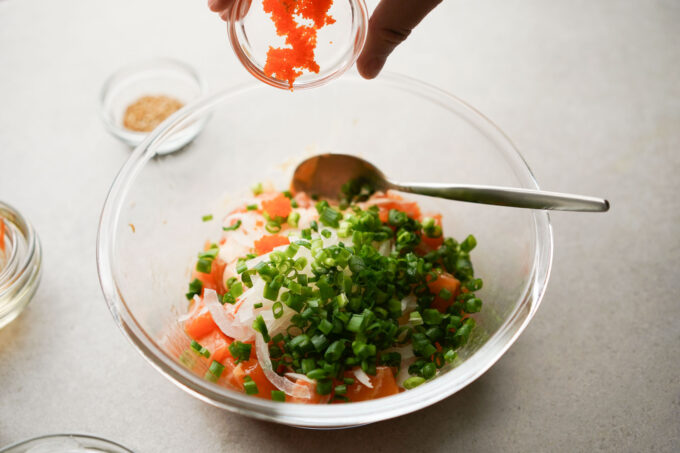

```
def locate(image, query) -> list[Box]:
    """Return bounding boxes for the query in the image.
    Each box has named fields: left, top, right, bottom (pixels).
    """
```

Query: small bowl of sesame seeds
left=100, top=58, right=209, bottom=154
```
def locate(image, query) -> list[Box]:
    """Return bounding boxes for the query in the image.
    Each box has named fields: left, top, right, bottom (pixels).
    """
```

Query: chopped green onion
left=346, top=314, right=365, bottom=333
left=247, top=204, right=258, bottom=211
left=422, top=362, right=437, bottom=379
left=271, top=390, right=286, bottom=402
left=236, top=261, right=248, bottom=274
left=285, top=243, right=299, bottom=258
left=293, top=257, right=308, bottom=271
left=198, top=248, right=219, bottom=260
left=252, top=315, right=270, bottom=342
left=241, top=271, right=253, bottom=288
left=301, top=358, right=316, bottom=374
left=438, top=288, right=453, bottom=300
left=324, top=341, right=345, bottom=362
left=403, top=376, right=426, bottom=389
left=289, top=334, right=311, bottom=351
left=251, top=182, right=263, bottom=195
left=196, top=258, right=212, bottom=274
left=316, top=378, right=333, bottom=395
left=230, top=281, right=244, bottom=298
left=409, top=312, right=423, bottom=325
left=287, top=212, right=300, bottom=228
left=253, top=302, right=263, bottom=309
left=465, top=297, right=483, bottom=313
left=223, top=220, right=242, bottom=231
left=263, top=281, right=280, bottom=301
left=266, top=221, right=281, bottom=233
left=311, top=334, right=328, bottom=352
left=190, top=340, right=210, bottom=358
left=208, top=360, right=225, bottom=379
left=320, top=207, right=342, bottom=228
left=202, top=214, right=213, bottom=222
left=272, top=301, right=284, bottom=319
left=460, top=234, right=477, bottom=252
left=315, top=200, right=329, bottom=213
left=307, top=368, right=327, bottom=380
left=243, top=375, right=259, bottom=395
left=318, top=319, right=333, bottom=335
left=422, top=309, right=442, bottom=325
left=388, top=209, right=408, bottom=227
left=228, top=341, right=252, bottom=364
left=465, top=278, right=483, bottom=291
left=185, top=278, right=203, bottom=300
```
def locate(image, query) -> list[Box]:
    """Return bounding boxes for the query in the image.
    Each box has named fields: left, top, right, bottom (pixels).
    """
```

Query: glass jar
left=0, top=201, right=42, bottom=329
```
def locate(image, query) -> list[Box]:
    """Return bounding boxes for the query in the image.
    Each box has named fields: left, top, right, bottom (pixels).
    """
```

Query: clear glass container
left=99, top=58, right=209, bottom=154
left=228, top=0, right=368, bottom=90
left=0, top=201, right=42, bottom=330
left=97, top=72, right=553, bottom=428
left=0, top=434, right=133, bottom=453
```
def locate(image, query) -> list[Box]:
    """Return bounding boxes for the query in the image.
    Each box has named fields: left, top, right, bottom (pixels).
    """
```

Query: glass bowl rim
left=0, top=433, right=134, bottom=453
left=227, top=0, right=369, bottom=91
left=96, top=72, right=554, bottom=427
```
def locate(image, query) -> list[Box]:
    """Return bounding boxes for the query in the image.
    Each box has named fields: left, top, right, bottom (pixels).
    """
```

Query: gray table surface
left=1, top=0, right=678, bottom=451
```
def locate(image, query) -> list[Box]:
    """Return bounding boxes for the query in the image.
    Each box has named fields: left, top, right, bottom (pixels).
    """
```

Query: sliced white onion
left=353, top=368, right=374, bottom=389
left=378, top=240, right=393, bottom=257
left=203, top=289, right=253, bottom=341
left=284, top=372, right=314, bottom=384
left=383, top=344, right=415, bottom=360
left=268, top=307, right=296, bottom=337
left=219, top=212, right=264, bottom=263
left=401, top=294, right=417, bottom=313
left=177, top=299, right=201, bottom=323
left=255, top=332, right=311, bottom=398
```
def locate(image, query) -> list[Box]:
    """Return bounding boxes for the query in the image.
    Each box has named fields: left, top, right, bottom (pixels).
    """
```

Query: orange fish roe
left=262, top=0, right=335, bottom=88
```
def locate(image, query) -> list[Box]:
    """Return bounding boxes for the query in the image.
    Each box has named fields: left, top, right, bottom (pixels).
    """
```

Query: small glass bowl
left=0, top=434, right=133, bottom=453
left=228, top=0, right=368, bottom=90
left=0, top=201, right=42, bottom=330
left=99, top=58, right=209, bottom=154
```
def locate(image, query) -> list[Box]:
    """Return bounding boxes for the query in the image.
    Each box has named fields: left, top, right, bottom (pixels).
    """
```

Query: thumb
left=356, top=0, right=442, bottom=79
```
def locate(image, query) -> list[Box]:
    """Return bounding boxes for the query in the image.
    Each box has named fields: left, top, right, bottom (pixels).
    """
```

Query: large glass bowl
left=97, top=72, right=553, bottom=428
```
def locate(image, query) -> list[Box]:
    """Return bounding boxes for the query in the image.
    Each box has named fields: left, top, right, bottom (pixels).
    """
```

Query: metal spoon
left=291, top=154, right=609, bottom=212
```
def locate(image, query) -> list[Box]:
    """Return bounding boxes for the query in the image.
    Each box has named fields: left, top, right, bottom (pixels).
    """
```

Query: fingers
left=208, top=0, right=234, bottom=13
left=208, top=0, right=249, bottom=21
left=356, top=0, right=442, bottom=79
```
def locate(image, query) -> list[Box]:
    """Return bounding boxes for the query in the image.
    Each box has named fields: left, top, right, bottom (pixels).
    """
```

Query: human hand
left=207, top=0, right=442, bottom=79
left=356, top=0, right=442, bottom=79
left=207, top=0, right=236, bottom=20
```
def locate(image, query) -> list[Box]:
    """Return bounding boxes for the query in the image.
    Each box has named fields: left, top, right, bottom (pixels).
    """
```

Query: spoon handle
left=391, top=182, right=609, bottom=212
